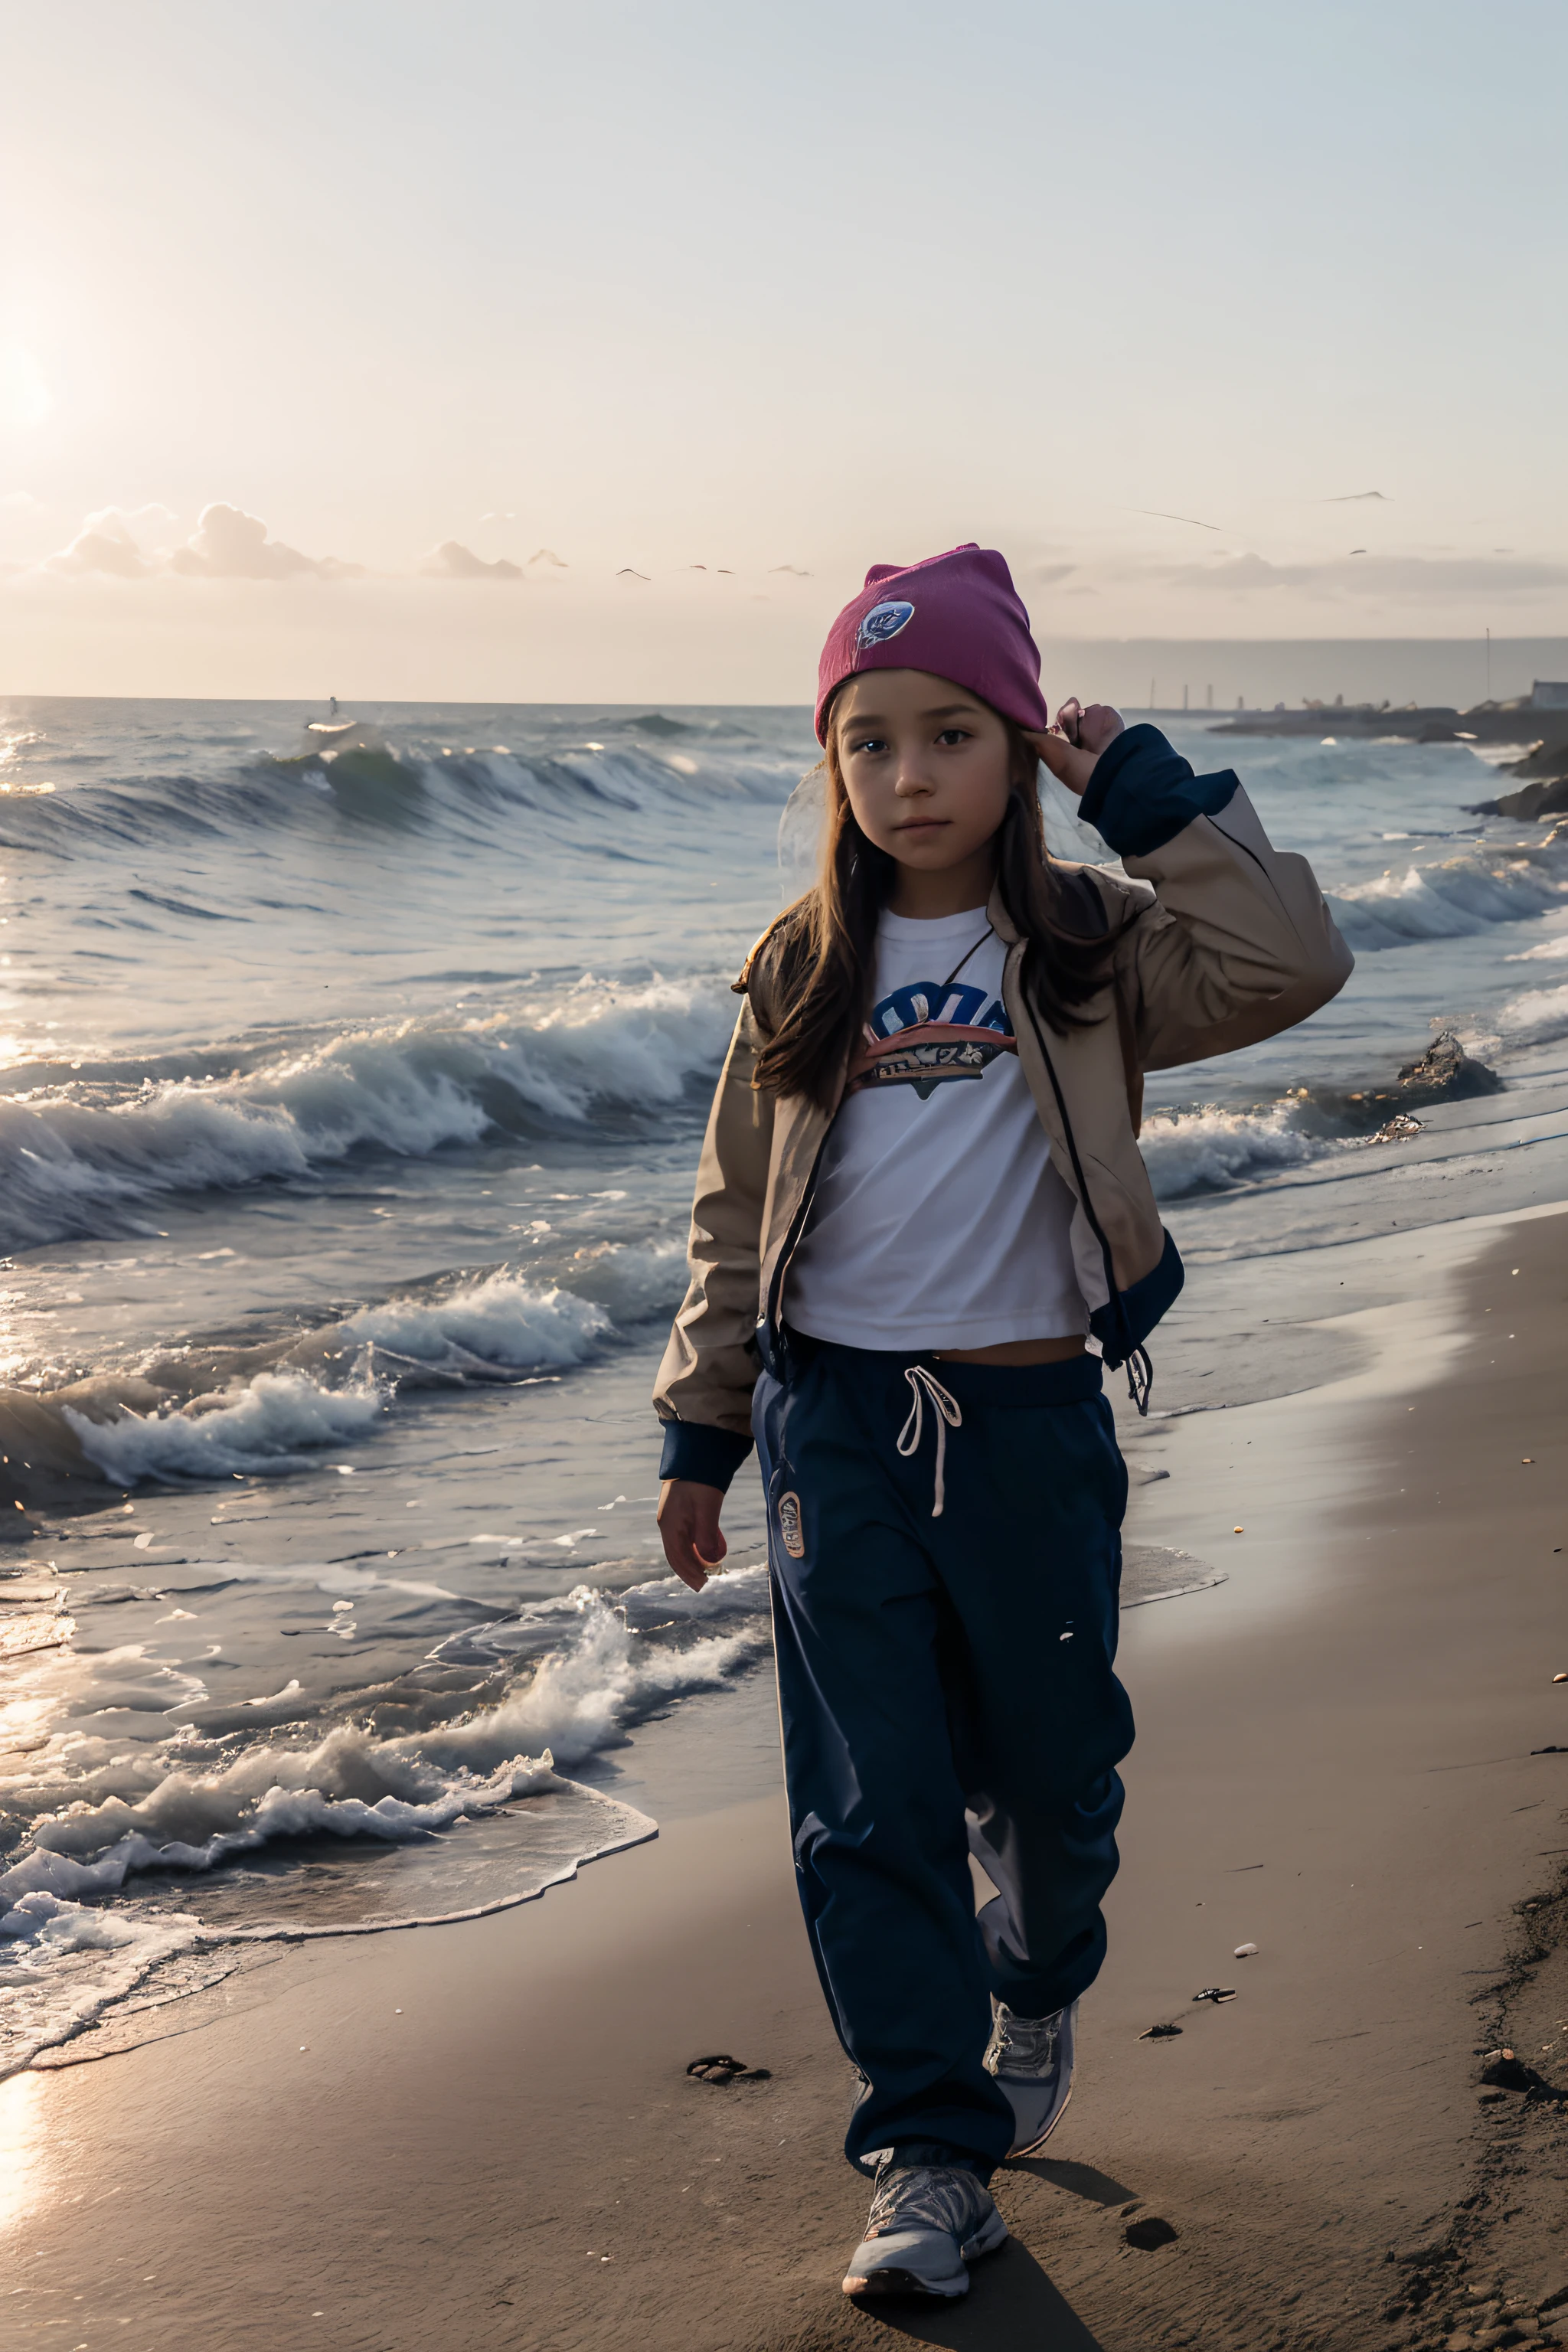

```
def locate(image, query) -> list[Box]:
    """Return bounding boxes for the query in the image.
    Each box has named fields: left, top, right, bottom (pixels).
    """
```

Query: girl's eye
left=936, top=728, right=972, bottom=746
left=848, top=735, right=888, bottom=756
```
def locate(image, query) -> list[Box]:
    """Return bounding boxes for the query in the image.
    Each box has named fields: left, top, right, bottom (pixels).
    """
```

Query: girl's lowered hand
left=657, top=1478, right=728, bottom=1592
left=1027, top=700, right=1125, bottom=798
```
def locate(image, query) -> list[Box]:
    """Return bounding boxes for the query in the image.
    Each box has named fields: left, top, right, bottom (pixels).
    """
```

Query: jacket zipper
left=763, top=1130, right=829, bottom=1345
left=1022, top=991, right=1153, bottom=1415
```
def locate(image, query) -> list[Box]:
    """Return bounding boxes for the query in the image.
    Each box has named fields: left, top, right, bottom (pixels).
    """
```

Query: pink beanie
left=815, top=544, right=1050, bottom=745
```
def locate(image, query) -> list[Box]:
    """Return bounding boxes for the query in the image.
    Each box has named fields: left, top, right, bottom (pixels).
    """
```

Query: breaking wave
left=44, top=1256, right=688, bottom=1487
left=0, top=724, right=806, bottom=858
left=1330, top=848, right=1567, bottom=952
left=0, top=978, right=736, bottom=1251
left=64, top=1370, right=389, bottom=1481
left=1141, top=1102, right=1331, bottom=1198
left=338, top=1269, right=613, bottom=1383
left=1494, top=979, right=1568, bottom=1047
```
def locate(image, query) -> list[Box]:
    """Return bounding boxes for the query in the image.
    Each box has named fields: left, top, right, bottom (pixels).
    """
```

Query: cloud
left=1166, top=550, right=1568, bottom=601
left=420, top=540, right=522, bottom=580
left=47, top=508, right=152, bottom=578
left=1, top=490, right=45, bottom=516
left=171, top=502, right=358, bottom=580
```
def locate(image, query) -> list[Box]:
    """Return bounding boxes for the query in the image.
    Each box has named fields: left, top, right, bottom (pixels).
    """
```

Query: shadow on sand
left=848, top=2154, right=1138, bottom=2347
left=850, top=2238, right=1107, bottom=2350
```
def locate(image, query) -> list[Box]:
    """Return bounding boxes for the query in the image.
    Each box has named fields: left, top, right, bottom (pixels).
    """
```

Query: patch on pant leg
left=777, top=1490, right=806, bottom=1559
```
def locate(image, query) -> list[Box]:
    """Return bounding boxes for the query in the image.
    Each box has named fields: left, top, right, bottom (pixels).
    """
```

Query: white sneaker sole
left=841, top=2207, right=1008, bottom=2300
left=1004, top=2076, right=1073, bottom=2159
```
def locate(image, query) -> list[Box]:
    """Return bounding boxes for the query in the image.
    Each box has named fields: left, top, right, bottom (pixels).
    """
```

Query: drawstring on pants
left=897, top=1364, right=962, bottom=1517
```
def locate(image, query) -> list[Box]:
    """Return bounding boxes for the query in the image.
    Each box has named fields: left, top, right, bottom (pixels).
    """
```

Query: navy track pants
left=753, top=1336, right=1134, bottom=2176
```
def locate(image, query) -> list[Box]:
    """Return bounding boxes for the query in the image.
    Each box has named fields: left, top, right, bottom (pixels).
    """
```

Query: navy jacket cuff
left=1078, top=724, right=1240, bottom=858
left=658, top=1419, right=754, bottom=1491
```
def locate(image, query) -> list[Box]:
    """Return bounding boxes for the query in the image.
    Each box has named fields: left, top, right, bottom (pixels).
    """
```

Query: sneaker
left=841, top=2161, right=1008, bottom=2301
left=985, top=1998, right=1076, bottom=2157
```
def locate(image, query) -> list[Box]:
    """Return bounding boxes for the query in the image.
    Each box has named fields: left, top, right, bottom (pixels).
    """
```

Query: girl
left=654, top=545, right=1351, bottom=2304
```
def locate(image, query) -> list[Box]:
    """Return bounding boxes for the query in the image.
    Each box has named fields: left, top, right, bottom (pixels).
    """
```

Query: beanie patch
left=856, top=599, right=916, bottom=651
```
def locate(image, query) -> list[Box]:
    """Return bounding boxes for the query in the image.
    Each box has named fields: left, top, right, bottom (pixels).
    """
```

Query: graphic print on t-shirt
left=848, top=970, right=1016, bottom=1102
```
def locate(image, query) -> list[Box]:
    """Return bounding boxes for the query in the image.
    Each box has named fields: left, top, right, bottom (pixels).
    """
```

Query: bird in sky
left=617, top=567, right=650, bottom=581
left=1321, top=491, right=1389, bottom=503
left=1136, top=508, right=1220, bottom=531
left=528, top=548, right=567, bottom=567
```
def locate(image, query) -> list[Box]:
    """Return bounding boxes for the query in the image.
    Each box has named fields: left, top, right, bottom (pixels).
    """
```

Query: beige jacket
left=654, top=766, right=1351, bottom=1472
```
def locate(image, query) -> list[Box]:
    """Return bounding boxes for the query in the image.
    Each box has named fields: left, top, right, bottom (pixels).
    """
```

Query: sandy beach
left=8, top=5, right=1568, bottom=2343
left=4, top=1194, right=1564, bottom=2352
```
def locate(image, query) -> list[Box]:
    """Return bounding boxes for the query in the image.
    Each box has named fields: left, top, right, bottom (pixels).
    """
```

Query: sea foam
left=64, top=1370, right=387, bottom=1481
left=1140, top=1102, right=1328, bottom=1198
left=0, top=1563, right=769, bottom=2069
left=338, top=1269, right=612, bottom=1381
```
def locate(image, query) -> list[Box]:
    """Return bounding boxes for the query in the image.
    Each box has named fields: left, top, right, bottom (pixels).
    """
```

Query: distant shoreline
left=1205, top=701, right=1568, bottom=748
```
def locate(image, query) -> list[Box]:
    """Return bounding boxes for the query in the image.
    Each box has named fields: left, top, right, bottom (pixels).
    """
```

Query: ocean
left=2, top=694, right=1566, bottom=2073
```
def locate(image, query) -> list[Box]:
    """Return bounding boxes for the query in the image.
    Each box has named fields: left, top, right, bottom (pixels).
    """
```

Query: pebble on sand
left=1233, top=1525, right=1244, bottom=1534
left=1233, top=1942, right=1259, bottom=1958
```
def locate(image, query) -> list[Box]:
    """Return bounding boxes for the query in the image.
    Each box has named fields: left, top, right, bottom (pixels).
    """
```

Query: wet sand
left=3, top=1206, right=1566, bottom=2352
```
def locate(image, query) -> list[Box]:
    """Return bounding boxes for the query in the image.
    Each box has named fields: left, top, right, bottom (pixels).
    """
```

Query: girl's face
left=833, top=669, right=1018, bottom=878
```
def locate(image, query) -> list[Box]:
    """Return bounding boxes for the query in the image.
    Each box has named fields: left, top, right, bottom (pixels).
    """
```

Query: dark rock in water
left=1512, top=740, right=1568, bottom=776
left=1318, top=1031, right=1504, bottom=1136
left=1124, top=2216, right=1179, bottom=2250
left=1394, top=1031, right=1505, bottom=1105
left=1467, top=768, right=1568, bottom=821
left=622, top=712, right=692, bottom=737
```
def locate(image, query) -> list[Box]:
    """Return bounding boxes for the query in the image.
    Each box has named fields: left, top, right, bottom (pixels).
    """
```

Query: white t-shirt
left=786, top=906, right=1087, bottom=1351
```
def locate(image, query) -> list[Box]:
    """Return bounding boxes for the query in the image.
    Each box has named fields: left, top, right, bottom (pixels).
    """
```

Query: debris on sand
left=1138, top=2022, right=1183, bottom=2040
left=685, top=2054, right=772, bottom=2086
left=1191, top=1986, right=1237, bottom=2004
left=1479, top=2049, right=1565, bottom=2102
left=1124, top=2216, right=1180, bottom=2251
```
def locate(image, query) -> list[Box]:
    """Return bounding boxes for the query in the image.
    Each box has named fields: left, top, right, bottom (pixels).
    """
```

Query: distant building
left=1530, top=681, right=1568, bottom=708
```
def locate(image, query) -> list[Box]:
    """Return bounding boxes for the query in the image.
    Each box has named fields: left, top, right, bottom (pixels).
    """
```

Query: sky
left=3, top=0, right=1568, bottom=701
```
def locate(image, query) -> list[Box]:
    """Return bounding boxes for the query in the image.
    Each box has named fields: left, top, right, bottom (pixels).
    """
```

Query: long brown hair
left=752, top=707, right=1113, bottom=1107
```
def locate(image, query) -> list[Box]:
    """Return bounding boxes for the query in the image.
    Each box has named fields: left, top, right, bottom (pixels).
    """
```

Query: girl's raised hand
left=657, top=1478, right=728, bottom=1592
left=1027, top=700, right=1125, bottom=798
